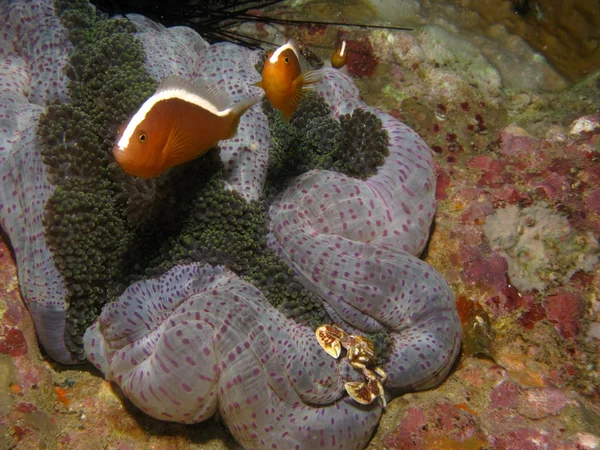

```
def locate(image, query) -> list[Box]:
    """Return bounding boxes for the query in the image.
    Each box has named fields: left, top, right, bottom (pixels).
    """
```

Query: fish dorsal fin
left=287, top=39, right=312, bottom=73
left=158, top=75, right=232, bottom=113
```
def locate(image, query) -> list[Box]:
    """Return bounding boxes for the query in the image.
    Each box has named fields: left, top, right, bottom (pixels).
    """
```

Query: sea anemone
left=0, top=1, right=461, bottom=448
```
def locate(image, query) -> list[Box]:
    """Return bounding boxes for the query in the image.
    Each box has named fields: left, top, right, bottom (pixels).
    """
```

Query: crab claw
left=344, top=376, right=386, bottom=408
left=315, top=324, right=345, bottom=358
left=374, top=366, right=388, bottom=384
left=344, top=381, right=376, bottom=405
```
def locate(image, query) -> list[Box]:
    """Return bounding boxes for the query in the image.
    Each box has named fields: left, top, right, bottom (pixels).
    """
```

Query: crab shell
left=346, top=335, right=377, bottom=369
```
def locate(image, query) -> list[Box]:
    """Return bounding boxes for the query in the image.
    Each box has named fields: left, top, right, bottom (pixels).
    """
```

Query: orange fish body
left=331, top=40, right=347, bottom=69
left=258, top=40, right=324, bottom=120
left=113, top=76, right=260, bottom=178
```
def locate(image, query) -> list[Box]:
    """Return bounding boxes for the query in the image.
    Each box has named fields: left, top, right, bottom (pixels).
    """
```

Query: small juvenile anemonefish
left=256, top=40, right=325, bottom=120
left=331, top=40, right=348, bottom=69
left=113, top=76, right=261, bottom=178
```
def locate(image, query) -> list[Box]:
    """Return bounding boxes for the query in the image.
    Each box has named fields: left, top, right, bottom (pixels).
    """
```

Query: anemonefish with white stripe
left=256, top=40, right=325, bottom=120
left=113, top=76, right=261, bottom=178
left=331, top=40, right=348, bottom=69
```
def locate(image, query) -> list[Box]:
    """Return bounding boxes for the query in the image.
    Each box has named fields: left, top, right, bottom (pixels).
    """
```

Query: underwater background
left=0, top=0, right=599, bottom=449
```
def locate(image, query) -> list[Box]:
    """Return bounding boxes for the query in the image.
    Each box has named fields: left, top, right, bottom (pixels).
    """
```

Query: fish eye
left=138, top=133, right=147, bottom=143
left=284, top=56, right=289, bottom=64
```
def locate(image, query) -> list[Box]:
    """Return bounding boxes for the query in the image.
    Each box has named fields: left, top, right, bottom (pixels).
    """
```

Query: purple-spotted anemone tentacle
left=84, top=264, right=381, bottom=450
left=313, top=69, right=361, bottom=109
left=127, top=13, right=210, bottom=81
left=268, top=100, right=461, bottom=393
left=198, top=43, right=269, bottom=202
left=0, top=0, right=75, bottom=364
left=313, top=71, right=436, bottom=255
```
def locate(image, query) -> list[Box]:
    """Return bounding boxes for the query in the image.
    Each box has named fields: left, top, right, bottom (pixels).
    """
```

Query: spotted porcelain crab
left=316, top=324, right=387, bottom=407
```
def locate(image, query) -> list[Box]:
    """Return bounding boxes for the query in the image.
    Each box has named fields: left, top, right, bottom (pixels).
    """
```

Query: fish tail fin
left=225, top=95, right=263, bottom=138
left=230, top=95, right=262, bottom=118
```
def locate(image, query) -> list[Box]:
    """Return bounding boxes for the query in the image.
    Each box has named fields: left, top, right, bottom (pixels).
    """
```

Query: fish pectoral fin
left=290, top=68, right=326, bottom=111
left=278, top=109, right=291, bottom=124
left=298, top=68, right=326, bottom=88
left=253, top=80, right=263, bottom=89
left=291, top=75, right=313, bottom=106
left=163, top=122, right=201, bottom=168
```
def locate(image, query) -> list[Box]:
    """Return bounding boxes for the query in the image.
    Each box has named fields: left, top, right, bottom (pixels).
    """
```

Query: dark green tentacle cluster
left=263, top=93, right=342, bottom=195
left=142, top=161, right=327, bottom=328
left=335, top=108, right=389, bottom=179
left=263, top=92, right=390, bottom=198
left=57, top=0, right=156, bottom=137
left=38, top=0, right=155, bottom=359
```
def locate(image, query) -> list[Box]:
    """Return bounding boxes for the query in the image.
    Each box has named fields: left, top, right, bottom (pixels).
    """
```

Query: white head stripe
left=269, top=41, right=298, bottom=64
left=339, top=40, right=346, bottom=57
left=116, top=88, right=232, bottom=150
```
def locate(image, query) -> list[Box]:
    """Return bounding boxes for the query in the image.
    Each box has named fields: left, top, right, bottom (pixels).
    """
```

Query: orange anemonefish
left=113, top=75, right=261, bottom=179
left=256, top=40, right=324, bottom=120
left=331, top=40, right=347, bottom=69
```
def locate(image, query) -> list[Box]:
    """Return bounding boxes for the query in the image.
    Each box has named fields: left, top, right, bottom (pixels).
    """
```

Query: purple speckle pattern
left=198, top=43, right=269, bottom=202
left=0, top=0, right=75, bottom=364
left=127, top=13, right=210, bottom=81
left=269, top=97, right=437, bottom=257
left=0, top=0, right=71, bottom=105
left=268, top=97, right=460, bottom=392
left=313, top=69, right=360, bottom=109
left=131, top=19, right=268, bottom=201
left=84, top=263, right=381, bottom=449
